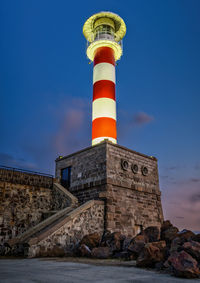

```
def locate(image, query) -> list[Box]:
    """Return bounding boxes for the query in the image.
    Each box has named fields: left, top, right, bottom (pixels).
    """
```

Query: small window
left=60, top=167, right=71, bottom=189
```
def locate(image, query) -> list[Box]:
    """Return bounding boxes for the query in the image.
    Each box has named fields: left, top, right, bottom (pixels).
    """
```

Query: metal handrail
left=0, top=165, right=53, bottom=178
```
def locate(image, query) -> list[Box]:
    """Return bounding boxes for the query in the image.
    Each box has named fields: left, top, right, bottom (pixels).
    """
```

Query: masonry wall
left=0, top=169, right=69, bottom=244
left=55, top=143, right=107, bottom=203
left=28, top=200, right=104, bottom=257
left=105, top=143, right=164, bottom=236
left=56, top=141, right=164, bottom=237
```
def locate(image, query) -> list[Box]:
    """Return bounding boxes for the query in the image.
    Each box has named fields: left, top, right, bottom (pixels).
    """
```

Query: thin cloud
left=132, top=112, right=154, bottom=126
left=53, top=97, right=90, bottom=155
left=16, top=96, right=91, bottom=174
left=166, top=166, right=178, bottom=171
left=190, top=178, right=200, bottom=183
left=162, top=179, right=200, bottom=231
left=189, top=193, right=200, bottom=203
left=118, top=110, right=155, bottom=139
left=194, top=164, right=200, bottom=171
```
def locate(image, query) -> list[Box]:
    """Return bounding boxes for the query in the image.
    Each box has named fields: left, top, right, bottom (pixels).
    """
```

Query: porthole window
left=141, top=166, right=148, bottom=176
left=121, top=159, right=129, bottom=171
left=131, top=164, right=138, bottom=174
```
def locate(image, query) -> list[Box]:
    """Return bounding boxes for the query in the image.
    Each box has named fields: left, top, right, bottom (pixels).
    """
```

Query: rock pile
left=75, top=221, right=200, bottom=279
left=1, top=220, right=199, bottom=279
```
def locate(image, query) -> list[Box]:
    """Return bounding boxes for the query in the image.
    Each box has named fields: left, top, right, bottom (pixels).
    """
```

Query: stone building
left=0, top=141, right=164, bottom=257
left=55, top=141, right=164, bottom=236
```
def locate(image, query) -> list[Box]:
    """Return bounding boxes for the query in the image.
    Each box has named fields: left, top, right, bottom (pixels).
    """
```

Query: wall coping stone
left=55, top=141, right=157, bottom=162
left=0, top=168, right=54, bottom=188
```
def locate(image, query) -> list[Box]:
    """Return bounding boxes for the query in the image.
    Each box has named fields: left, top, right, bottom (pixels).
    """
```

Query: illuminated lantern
left=83, top=12, right=126, bottom=146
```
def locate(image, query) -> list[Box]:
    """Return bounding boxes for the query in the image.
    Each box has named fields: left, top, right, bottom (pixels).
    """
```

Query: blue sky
left=1, top=0, right=200, bottom=230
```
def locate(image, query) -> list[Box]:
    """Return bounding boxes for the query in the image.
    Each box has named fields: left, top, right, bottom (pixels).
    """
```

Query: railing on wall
left=0, top=165, right=53, bottom=178
left=0, top=165, right=54, bottom=188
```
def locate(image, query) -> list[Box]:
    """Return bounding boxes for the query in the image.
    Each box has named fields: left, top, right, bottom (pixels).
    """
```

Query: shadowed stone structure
left=56, top=141, right=164, bottom=236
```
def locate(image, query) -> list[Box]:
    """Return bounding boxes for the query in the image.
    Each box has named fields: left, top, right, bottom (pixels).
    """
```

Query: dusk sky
left=1, top=0, right=200, bottom=231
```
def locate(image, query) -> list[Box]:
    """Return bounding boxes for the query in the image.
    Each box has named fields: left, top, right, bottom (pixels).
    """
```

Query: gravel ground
left=0, top=258, right=199, bottom=283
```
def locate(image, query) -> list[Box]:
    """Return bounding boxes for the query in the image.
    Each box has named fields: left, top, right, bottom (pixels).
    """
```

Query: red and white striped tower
left=83, top=12, right=126, bottom=146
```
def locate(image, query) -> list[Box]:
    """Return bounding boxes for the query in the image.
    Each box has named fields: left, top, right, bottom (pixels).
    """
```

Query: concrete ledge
left=55, top=141, right=157, bottom=162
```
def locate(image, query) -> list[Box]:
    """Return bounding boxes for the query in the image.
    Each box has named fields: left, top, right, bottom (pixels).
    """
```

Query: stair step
left=8, top=182, right=79, bottom=248
left=28, top=207, right=75, bottom=240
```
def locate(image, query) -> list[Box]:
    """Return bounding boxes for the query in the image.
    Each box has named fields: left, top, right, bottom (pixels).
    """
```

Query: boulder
left=169, top=231, right=195, bottom=252
left=0, top=244, right=5, bottom=256
left=136, top=241, right=166, bottom=268
left=3, top=243, right=12, bottom=256
left=80, top=233, right=101, bottom=250
left=142, top=226, right=160, bottom=242
left=183, top=241, right=200, bottom=261
left=78, top=244, right=91, bottom=257
left=91, top=247, right=111, bottom=259
left=48, top=246, right=65, bottom=257
left=122, top=237, right=132, bottom=251
left=161, top=220, right=173, bottom=232
left=167, top=251, right=200, bottom=278
left=128, top=235, right=146, bottom=257
left=176, top=229, right=195, bottom=242
left=12, top=243, right=29, bottom=257
left=192, top=233, right=200, bottom=243
left=169, top=237, right=183, bottom=254
left=101, top=232, right=125, bottom=253
left=161, top=226, right=179, bottom=243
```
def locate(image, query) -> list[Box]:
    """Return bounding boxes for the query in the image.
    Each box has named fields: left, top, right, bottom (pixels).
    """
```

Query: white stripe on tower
left=93, top=63, right=116, bottom=84
left=92, top=98, right=116, bottom=121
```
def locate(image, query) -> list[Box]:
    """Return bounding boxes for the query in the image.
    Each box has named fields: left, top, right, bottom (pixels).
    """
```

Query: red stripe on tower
left=94, top=47, right=115, bottom=66
left=92, top=47, right=117, bottom=145
left=93, top=80, right=115, bottom=101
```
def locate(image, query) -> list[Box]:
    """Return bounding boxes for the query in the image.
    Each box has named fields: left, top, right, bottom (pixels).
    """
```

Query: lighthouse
left=83, top=12, right=126, bottom=146
left=55, top=12, right=163, bottom=236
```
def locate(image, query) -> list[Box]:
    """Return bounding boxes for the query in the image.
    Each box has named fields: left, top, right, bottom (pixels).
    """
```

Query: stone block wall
left=0, top=169, right=70, bottom=244
left=0, top=168, right=53, bottom=188
left=56, top=141, right=164, bottom=237
left=28, top=200, right=104, bottom=257
left=55, top=143, right=107, bottom=203
left=105, top=143, right=163, bottom=236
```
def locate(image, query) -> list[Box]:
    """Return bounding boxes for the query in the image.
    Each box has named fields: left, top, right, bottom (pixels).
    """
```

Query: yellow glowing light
left=83, top=11, right=126, bottom=43
left=92, top=137, right=117, bottom=146
left=94, top=17, right=115, bottom=30
left=83, top=11, right=126, bottom=62
left=87, top=39, right=122, bottom=62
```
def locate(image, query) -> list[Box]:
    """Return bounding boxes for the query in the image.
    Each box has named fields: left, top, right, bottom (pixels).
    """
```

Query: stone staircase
left=7, top=183, right=105, bottom=258
left=8, top=182, right=79, bottom=254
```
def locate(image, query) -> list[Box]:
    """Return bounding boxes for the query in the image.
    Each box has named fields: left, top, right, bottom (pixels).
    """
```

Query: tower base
left=55, top=141, right=164, bottom=236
